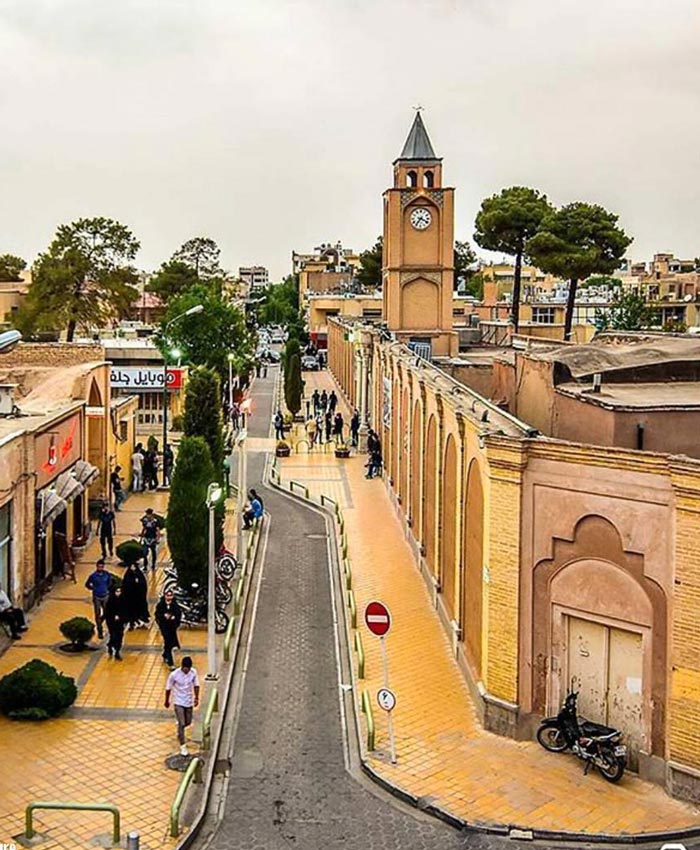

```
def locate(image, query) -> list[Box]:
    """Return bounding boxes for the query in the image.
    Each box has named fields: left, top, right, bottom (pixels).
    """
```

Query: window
left=407, top=170, right=417, bottom=188
left=532, top=307, right=555, bottom=324
left=119, top=421, right=128, bottom=442
left=0, top=502, right=11, bottom=595
left=423, top=170, right=434, bottom=188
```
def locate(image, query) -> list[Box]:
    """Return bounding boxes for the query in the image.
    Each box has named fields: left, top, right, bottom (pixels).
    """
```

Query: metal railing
left=25, top=801, right=120, bottom=844
left=289, top=479, right=310, bottom=499
left=347, top=589, right=357, bottom=628
left=223, top=612, right=238, bottom=662
left=201, top=688, right=219, bottom=752
left=354, top=631, right=365, bottom=679
left=170, top=757, right=203, bottom=837
left=234, top=578, right=245, bottom=615
left=361, top=690, right=375, bottom=751
left=344, top=559, right=352, bottom=590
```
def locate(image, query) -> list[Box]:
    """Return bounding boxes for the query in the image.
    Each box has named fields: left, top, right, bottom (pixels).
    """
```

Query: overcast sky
left=1, top=0, right=699, bottom=280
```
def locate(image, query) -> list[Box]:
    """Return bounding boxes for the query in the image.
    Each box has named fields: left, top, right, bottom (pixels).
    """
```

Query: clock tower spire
left=382, top=112, right=457, bottom=357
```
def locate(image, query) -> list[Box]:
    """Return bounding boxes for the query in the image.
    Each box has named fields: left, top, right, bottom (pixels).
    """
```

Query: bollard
left=127, top=831, right=140, bottom=850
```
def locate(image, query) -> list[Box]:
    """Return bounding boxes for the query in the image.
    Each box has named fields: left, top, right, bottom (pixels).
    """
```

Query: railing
left=289, top=479, right=310, bottom=498
left=223, top=612, right=238, bottom=662
left=320, top=494, right=338, bottom=512
left=234, top=578, right=245, bottom=615
left=361, top=690, right=375, bottom=751
left=354, top=631, right=365, bottom=679
left=344, top=559, right=352, bottom=590
left=25, top=801, right=120, bottom=844
left=170, top=757, right=203, bottom=837
left=347, top=589, right=357, bottom=628
left=201, top=688, right=219, bottom=752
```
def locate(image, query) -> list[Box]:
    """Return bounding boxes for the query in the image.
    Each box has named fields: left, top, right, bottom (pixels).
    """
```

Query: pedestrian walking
left=105, top=586, right=126, bottom=660
left=97, top=501, right=116, bottom=559
left=332, top=412, right=344, bottom=442
left=0, top=582, right=28, bottom=639
left=131, top=444, right=144, bottom=492
left=365, top=447, right=383, bottom=479
left=350, top=409, right=360, bottom=447
left=140, top=508, right=161, bottom=570
left=312, top=389, right=320, bottom=414
left=274, top=409, right=285, bottom=440
left=121, top=563, right=149, bottom=629
left=143, top=450, right=156, bottom=490
left=163, top=444, right=174, bottom=486
left=329, top=390, right=337, bottom=414
left=85, top=559, right=113, bottom=639
left=306, top=416, right=317, bottom=447
left=164, top=656, right=200, bottom=756
left=320, top=389, right=328, bottom=412
left=231, top=402, right=240, bottom=430
left=314, top=413, right=323, bottom=444
left=155, top=589, right=182, bottom=667
left=324, top=410, right=332, bottom=442
left=110, top=466, right=125, bottom=511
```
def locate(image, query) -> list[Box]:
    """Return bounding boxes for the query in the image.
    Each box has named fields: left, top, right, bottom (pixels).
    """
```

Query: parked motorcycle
left=536, top=689, right=627, bottom=782
left=177, top=583, right=230, bottom=634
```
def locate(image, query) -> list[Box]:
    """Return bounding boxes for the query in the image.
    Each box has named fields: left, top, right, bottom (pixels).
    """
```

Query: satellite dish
left=0, top=330, right=22, bottom=353
left=684, top=294, right=693, bottom=302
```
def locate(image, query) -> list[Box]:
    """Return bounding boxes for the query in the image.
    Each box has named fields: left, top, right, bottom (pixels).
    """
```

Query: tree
left=172, top=237, right=221, bottom=279
left=581, top=274, right=623, bottom=290
left=283, top=336, right=301, bottom=374
left=156, top=285, right=252, bottom=379
left=183, top=367, right=225, bottom=475
left=147, top=260, right=199, bottom=303
left=13, top=218, right=139, bottom=341
left=474, top=187, right=553, bottom=332
left=453, top=240, right=477, bottom=290
left=0, top=254, right=26, bottom=282
left=355, top=236, right=383, bottom=290
left=258, top=275, right=299, bottom=326
left=168, top=436, right=217, bottom=587
left=596, top=289, right=653, bottom=331
left=285, top=353, right=302, bottom=417
left=527, top=202, right=632, bottom=341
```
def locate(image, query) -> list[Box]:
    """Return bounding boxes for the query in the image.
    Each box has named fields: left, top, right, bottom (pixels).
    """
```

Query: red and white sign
left=364, top=600, right=391, bottom=637
left=110, top=366, right=183, bottom=391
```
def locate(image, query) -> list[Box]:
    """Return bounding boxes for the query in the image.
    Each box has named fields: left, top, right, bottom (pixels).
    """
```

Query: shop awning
left=73, top=459, right=100, bottom=487
left=55, top=471, right=84, bottom=504
left=39, top=491, right=68, bottom=528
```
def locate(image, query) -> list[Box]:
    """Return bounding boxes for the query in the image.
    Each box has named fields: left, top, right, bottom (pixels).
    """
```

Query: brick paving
left=0, top=490, right=216, bottom=849
left=277, top=368, right=700, bottom=838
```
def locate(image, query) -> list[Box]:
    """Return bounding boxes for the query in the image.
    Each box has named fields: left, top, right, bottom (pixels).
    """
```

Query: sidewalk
left=0, top=489, right=218, bottom=849
left=278, top=369, right=700, bottom=836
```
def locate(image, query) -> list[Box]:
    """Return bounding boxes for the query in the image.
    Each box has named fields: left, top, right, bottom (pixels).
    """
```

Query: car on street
left=270, top=328, right=286, bottom=343
left=301, top=354, right=319, bottom=370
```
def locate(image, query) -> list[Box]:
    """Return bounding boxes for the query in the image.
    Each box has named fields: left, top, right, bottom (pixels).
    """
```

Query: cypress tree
left=183, top=366, right=224, bottom=475
left=168, top=436, right=216, bottom=588
left=285, top=352, right=302, bottom=417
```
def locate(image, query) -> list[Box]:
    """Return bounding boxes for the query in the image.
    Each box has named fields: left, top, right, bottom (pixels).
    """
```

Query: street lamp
left=235, top=399, right=251, bottom=565
left=161, top=304, right=204, bottom=482
left=227, top=352, right=235, bottom=426
left=206, top=481, right=224, bottom=681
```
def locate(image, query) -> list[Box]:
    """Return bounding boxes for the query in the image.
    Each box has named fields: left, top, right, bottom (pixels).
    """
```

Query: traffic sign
left=377, top=688, right=396, bottom=713
left=364, top=600, right=391, bottom=637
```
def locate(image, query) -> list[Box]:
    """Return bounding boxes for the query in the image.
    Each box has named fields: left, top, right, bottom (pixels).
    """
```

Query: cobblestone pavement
left=208, top=367, right=520, bottom=850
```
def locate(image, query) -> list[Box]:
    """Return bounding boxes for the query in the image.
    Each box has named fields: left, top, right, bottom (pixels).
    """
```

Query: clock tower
left=382, top=112, right=457, bottom=357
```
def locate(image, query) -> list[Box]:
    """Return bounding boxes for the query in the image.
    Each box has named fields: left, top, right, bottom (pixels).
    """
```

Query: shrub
left=171, top=414, right=184, bottom=431
left=59, top=617, right=95, bottom=648
left=116, top=539, right=143, bottom=566
left=0, top=659, right=77, bottom=719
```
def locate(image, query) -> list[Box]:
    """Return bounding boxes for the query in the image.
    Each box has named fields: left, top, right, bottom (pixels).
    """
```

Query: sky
left=1, top=0, right=699, bottom=281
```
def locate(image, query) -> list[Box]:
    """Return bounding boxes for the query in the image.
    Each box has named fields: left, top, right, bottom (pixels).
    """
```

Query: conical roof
left=397, top=111, right=439, bottom=161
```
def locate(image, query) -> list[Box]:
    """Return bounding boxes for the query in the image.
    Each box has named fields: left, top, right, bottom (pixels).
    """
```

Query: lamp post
left=161, top=305, right=203, bottom=481
left=227, top=352, right=235, bottom=426
left=206, top=481, right=224, bottom=681
left=235, top=400, right=250, bottom=566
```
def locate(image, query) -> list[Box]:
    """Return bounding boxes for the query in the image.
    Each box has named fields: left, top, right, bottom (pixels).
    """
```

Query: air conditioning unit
left=0, top=384, right=18, bottom=415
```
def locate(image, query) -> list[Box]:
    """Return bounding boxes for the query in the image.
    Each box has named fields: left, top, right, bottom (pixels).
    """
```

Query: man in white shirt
left=131, top=446, right=144, bottom=492
left=0, top=583, right=28, bottom=639
left=164, top=655, right=200, bottom=756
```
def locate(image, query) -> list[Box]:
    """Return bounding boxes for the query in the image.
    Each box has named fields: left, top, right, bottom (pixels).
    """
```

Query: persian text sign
left=110, top=367, right=183, bottom=391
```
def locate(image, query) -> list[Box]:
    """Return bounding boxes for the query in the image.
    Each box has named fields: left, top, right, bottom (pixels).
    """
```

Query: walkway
left=0, top=489, right=215, bottom=849
left=208, top=365, right=467, bottom=850
left=275, top=368, right=700, bottom=838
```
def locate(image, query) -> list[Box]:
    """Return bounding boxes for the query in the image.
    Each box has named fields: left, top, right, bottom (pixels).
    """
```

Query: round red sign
left=364, top=600, right=391, bottom=637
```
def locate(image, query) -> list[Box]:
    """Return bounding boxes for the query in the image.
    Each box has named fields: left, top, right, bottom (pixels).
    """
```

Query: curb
left=265, top=456, right=700, bottom=847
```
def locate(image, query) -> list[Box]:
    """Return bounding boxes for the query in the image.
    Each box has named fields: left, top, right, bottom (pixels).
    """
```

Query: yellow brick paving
left=278, top=370, right=700, bottom=836
left=0, top=490, right=220, bottom=850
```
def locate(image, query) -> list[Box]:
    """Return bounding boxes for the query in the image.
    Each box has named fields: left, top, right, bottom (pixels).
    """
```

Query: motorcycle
left=536, top=689, right=627, bottom=783
left=177, top=583, right=230, bottom=634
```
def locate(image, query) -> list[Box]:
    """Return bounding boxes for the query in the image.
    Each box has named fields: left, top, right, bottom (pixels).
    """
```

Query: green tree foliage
left=0, top=254, right=26, bottom=282
left=172, top=237, right=221, bottom=279
left=168, top=436, right=216, bottom=588
left=258, top=275, right=299, bottom=326
left=283, top=336, right=301, bottom=373
left=596, top=289, right=653, bottom=332
left=285, top=352, right=302, bottom=417
left=147, top=260, right=199, bottom=303
left=13, top=218, right=139, bottom=341
left=581, top=274, right=623, bottom=290
left=474, top=187, right=553, bottom=332
left=0, top=659, right=77, bottom=719
left=355, top=236, right=383, bottom=290
left=453, top=240, right=477, bottom=290
left=527, top=203, right=632, bottom=341
left=156, top=285, right=252, bottom=379
left=183, top=367, right=224, bottom=475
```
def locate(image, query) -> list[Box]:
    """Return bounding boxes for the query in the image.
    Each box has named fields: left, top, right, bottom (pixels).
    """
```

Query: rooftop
left=397, top=111, right=439, bottom=161
left=558, top=381, right=700, bottom=410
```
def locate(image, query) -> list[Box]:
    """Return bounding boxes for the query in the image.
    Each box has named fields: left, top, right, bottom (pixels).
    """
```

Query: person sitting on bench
left=0, top=582, right=28, bottom=639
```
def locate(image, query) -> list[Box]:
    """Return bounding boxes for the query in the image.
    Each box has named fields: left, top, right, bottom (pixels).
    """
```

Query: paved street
left=208, top=365, right=473, bottom=850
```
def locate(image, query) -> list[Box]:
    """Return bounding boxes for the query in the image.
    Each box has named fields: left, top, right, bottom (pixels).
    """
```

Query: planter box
left=335, top=448, right=351, bottom=459
left=276, top=446, right=291, bottom=458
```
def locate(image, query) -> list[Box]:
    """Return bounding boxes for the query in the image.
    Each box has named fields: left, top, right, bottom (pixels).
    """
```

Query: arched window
left=407, top=170, right=417, bottom=188
left=423, top=170, right=434, bottom=188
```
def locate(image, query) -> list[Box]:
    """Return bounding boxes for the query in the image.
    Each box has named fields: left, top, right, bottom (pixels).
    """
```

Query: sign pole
left=379, top=637, right=396, bottom=763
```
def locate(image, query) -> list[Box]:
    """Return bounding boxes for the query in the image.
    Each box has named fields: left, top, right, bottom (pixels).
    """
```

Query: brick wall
left=0, top=342, right=105, bottom=368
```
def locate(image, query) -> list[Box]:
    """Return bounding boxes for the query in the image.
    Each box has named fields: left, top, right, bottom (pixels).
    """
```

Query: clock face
left=410, top=207, right=432, bottom=230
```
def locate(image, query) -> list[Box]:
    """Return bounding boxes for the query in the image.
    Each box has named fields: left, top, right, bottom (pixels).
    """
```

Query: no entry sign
left=364, top=601, right=391, bottom=637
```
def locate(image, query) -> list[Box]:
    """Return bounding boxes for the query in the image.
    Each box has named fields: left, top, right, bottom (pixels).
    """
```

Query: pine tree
left=168, top=437, right=216, bottom=587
